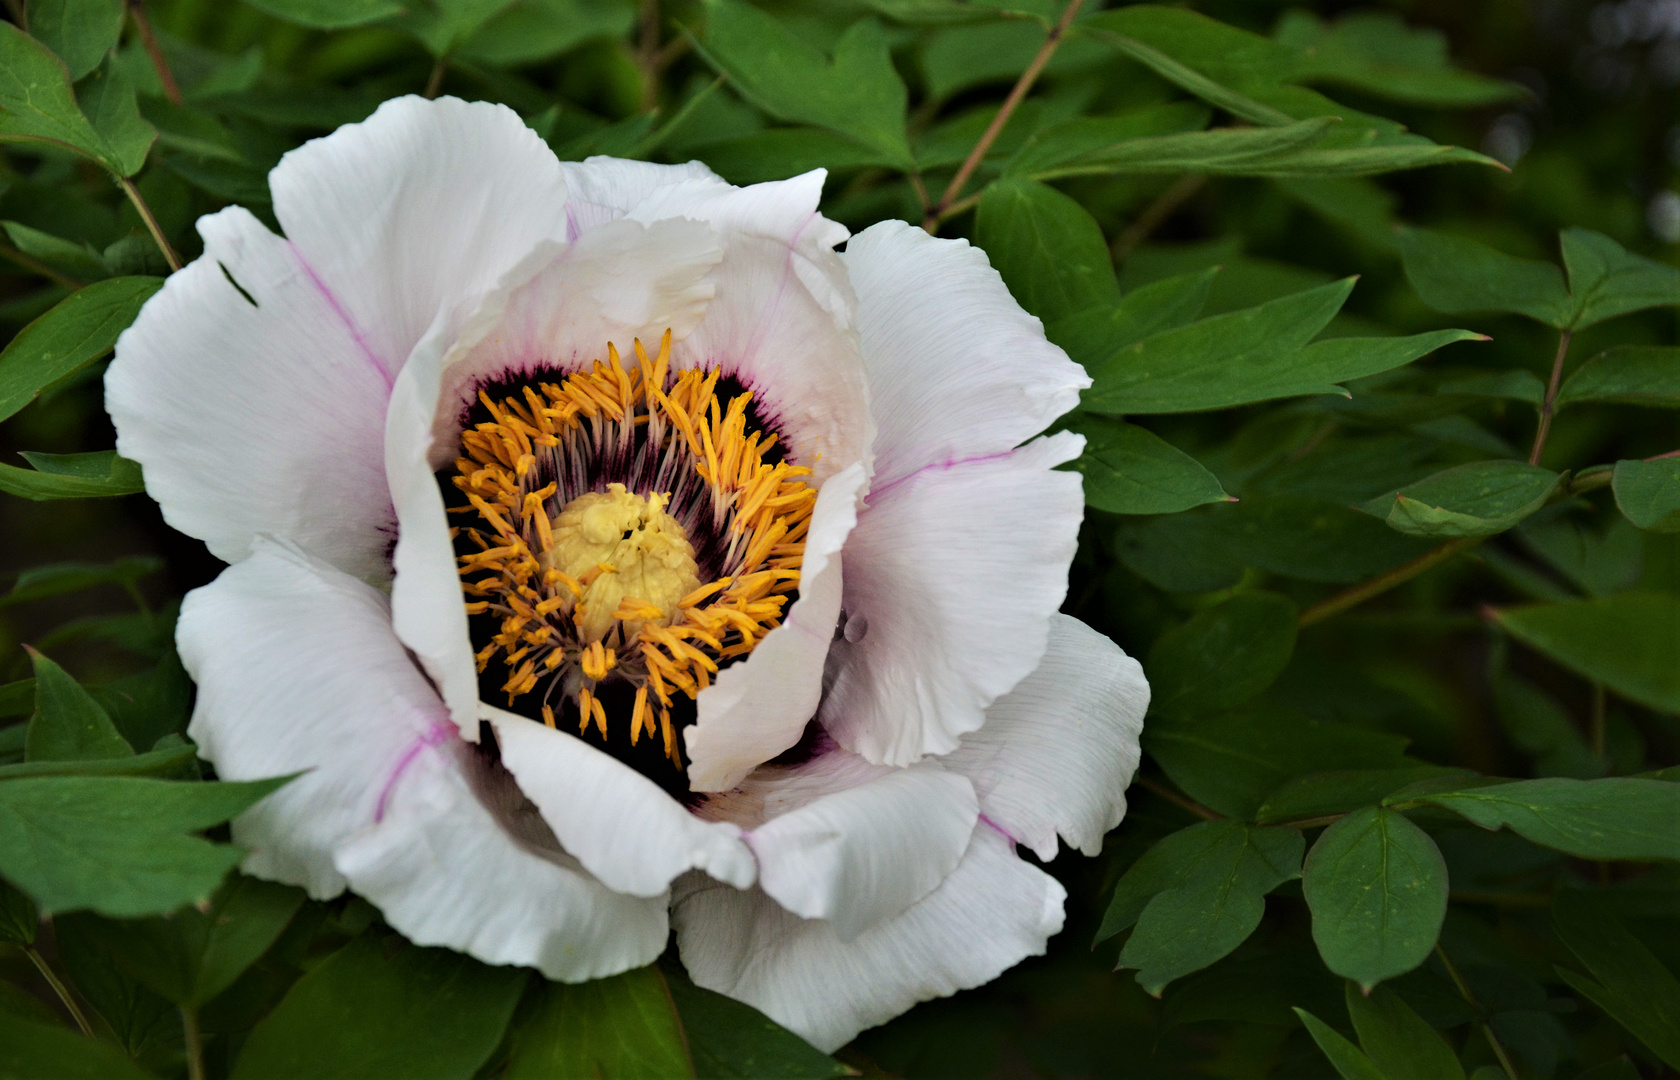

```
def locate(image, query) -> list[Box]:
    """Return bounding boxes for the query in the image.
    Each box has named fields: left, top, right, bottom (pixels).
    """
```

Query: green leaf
left=1556, top=347, right=1680, bottom=409
left=1, top=220, right=110, bottom=281
left=1029, top=117, right=1335, bottom=178
left=1294, top=1007, right=1389, bottom=1080
left=1081, top=5, right=1296, bottom=90
left=1492, top=674, right=1604, bottom=779
left=1277, top=11, right=1524, bottom=107
left=1046, top=267, right=1216, bottom=368
left=1147, top=705, right=1413, bottom=820
left=23, top=647, right=133, bottom=763
left=238, top=0, right=406, bottom=28
left=1065, top=416, right=1228, bottom=515
left=2, top=555, right=162, bottom=607
left=25, top=0, right=125, bottom=82
left=1495, top=593, right=1680, bottom=713
left=1303, top=807, right=1448, bottom=989
left=0, top=878, right=37, bottom=945
left=231, top=933, right=528, bottom=1080
left=1110, top=821, right=1305, bottom=994
left=1558, top=228, right=1680, bottom=330
left=1437, top=369, right=1546, bottom=405
left=0, top=1012, right=158, bottom=1080
left=1003, top=103, right=1212, bottom=178
left=0, top=22, right=112, bottom=165
left=457, top=0, right=636, bottom=67
left=1078, top=27, right=1293, bottom=128
left=696, top=2, right=912, bottom=168
left=0, top=680, right=34, bottom=718
left=68, top=874, right=304, bottom=1008
left=663, top=966, right=848, bottom=1079
left=695, top=127, right=900, bottom=186
left=1358, top=461, right=1564, bottom=538
left=0, top=277, right=162, bottom=423
left=0, top=741, right=198, bottom=780
left=0, top=449, right=146, bottom=500
left=975, top=178, right=1120, bottom=324
left=1255, top=767, right=1475, bottom=825
left=387, top=0, right=521, bottom=58
left=1515, top=512, right=1643, bottom=596
left=1551, top=890, right=1680, bottom=1068
left=505, top=966, right=696, bottom=1080
left=54, top=911, right=178, bottom=1058
left=0, top=774, right=290, bottom=916
left=1344, top=981, right=1466, bottom=1080
left=1397, top=227, right=1573, bottom=327
left=76, top=57, right=155, bottom=178
left=1612, top=459, right=1680, bottom=533
left=1147, top=592, right=1298, bottom=718
left=1401, top=777, right=1680, bottom=861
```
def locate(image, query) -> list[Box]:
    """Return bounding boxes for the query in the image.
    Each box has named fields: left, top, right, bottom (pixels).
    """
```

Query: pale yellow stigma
left=547, top=484, right=701, bottom=643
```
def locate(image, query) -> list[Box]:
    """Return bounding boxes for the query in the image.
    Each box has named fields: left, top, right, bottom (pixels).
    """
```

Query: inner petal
left=442, top=332, right=816, bottom=796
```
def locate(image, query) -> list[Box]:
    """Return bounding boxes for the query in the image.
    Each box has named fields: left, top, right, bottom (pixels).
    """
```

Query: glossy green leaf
left=1294, top=1007, right=1388, bottom=1080
left=1515, top=512, right=1643, bottom=597
left=457, top=0, right=636, bottom=67
left=1358, top=461, right=1563, bottom=538
left=76, top=57, right=154, bottom=178
left=232, top=934, right=528, bottom=1080
left=0, top=22, right=114, bottom=166
left=663, top=967, right=848, bottom=1079
left=1254, top=767, right=1473, bottom=825
left=0, top=879, right=37, bottom=946
left=239, top=0, right=405, bottom=28
left=53, top=911, right=178, bottom=1057
left=1029, top=117, right=1334, bottom=178
left=0, top=774, right=289, bottom=916
left=0, top=1012, right=157, bottom=1080
left=1004, top=103, right=1213, bottom=178
left=696, top=127, right=900, bottom=186
left=1400, top=777, right=1680, bottom=861
left=506, top=966, right=695, bottom=1080
left=1552, top=890, right=1680, bottom=1068
left=1080, top=5, right=1297, bottom=91
left=975, top=178, right=1120, bottom=324
left=2, top=555, right=161, bottom=608
left=1046, top=267, right=1216, bottom=369
left=1495, top=593, right=1680, bottom=713
left=0, top=450, right=145, bottom=500
left=1107, top=821, right=1305, bottom=994
left=1557, top=347, right=1680, bottom=409
left=1397, top=227, right=1573, bottom=326
left=0, top=741, right=197, bottom=780
left=696, top=1, right=911, bottom=167
left=1303, top=807, right=1448, bottom=989
left=1076, top=26, right=1293, bottom=127
left=1345, top=981, right=1465, bottom=1080
left=1147, top=705, right=1412, bottom=820
left=1277, top=11, right=1523, bottom=106
left=26, top=0, right=125, bottom=82
left=1437, top=369, right=1546, bottom=405
left=1065, top=416, right=1228, bottom=515
left=0, top=277, right=162, bottom=423
left=1147, top=592, right=1298, bottom=718
left=23, top=648, right=132, bottom=763
left=1559, top=227, right=1680, bottom=330
left=1, top=220, right=110, bottom=281
left=1612, top=458, right=1680, bottom=533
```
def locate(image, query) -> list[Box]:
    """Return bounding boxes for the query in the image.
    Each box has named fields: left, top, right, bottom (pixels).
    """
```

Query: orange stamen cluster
left=449, top=331, right=816, bottom=770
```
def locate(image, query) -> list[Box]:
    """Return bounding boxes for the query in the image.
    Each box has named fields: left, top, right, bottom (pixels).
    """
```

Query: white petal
left=626, top=169, right=850, bottom=263
left=177, top=539, right=449, bottom=897
left=335, top=738, right=670, bottom=983
left=674, top=825, right=1065, bottom=1053
left=484, top=704, right=756, bottom=897
left=944, top=615, right=1148, bottom=861
left=685, top=461, right=867, bottom=792
left=843, top=220, right=1089, bottom=489
left=269, top=95, right=570, bottom=383
left=558, top=157, right=724, bottom=235
left=822, top=432, right=1086, bottom=766
left=743, top=754, right=977, bottom=941
left=107, top=207, right=394, bottom=580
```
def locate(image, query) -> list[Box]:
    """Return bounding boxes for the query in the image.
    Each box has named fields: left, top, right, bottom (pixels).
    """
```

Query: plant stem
left=1436, top=944, right=1523, bottom=1080
left=0, top=244, right=84, bottom=290
left=118, top=177, right=182, bottom=273
left=1298, top=537, right=1481, bottom=628
left=182, top=1007, right=205, bottom=1080
left=923, top=0, right=1087, bottom=233
left=1111, top=174, right=1205, bottom=261
left=1527, top=329, right=1573, bottom=466
left=129, top=1, right=184, bottom=106
left=1135, top=776, right=1222, bottom=821
left=424, top=58, right=449, bottom=99
left=24, top=945, right=94, bottom=1037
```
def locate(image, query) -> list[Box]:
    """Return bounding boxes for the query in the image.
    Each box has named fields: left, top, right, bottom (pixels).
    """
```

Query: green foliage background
left=0, top=0, right=1676, bottom=1077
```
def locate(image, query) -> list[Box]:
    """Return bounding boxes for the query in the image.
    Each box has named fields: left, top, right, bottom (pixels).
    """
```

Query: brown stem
left=1647, top=446, right=1680, bottom=462
left=25, top=946, right=94, bottom=1037
left=1111, top=174, right=1206, bottom=261
left=118, top=177, right=182, bottom=272
left=128, top=1, right=183, bottom=106
left=0, top=244, right=84, bottom=290
left=4, top=0, right=26, bottom=30
left=182, top=1007, right=205, bottom=1080
left=424, top=58, right=448, bottom=99
left=1527, top=329, right=1573, bottom=466
left=908, top=171, right=931, bottom=214
left=922, top=0, right=1087, bottom=233
left=1135, top=776, right=1222, bottom=821
left=1298, top=537, right=1481, bottom=628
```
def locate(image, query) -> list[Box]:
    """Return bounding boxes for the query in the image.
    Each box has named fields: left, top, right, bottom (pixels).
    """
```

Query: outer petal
left=269, top=95, right=571, bottom=382
left=944, top=614, right=1148, bottom=861
left=685, top=461, right=867, bottom=792
left=842, top=220, right=1089, bottom=489
left=484, top=705, right=756, bottom=897
left=822, top=432, right=1086, bottom=765
left=557, top=157, right=724, bottom=234
left=108, top=207, right=395, bottom=580
left=742, top=754, right=977, bottom=941
left=335, top=739, right=669, bottom=983
left=674, top=826, right=1065, bottom=1053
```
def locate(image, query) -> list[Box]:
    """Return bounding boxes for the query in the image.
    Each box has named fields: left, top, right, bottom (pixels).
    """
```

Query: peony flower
left=106, top=96, right=1148, bottom=1051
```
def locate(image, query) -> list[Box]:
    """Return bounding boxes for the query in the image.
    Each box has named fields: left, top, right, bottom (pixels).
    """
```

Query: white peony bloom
left=105, top=95, right=1148, bottom=1052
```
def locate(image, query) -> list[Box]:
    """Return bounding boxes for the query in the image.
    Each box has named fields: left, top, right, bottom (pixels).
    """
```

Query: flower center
left=444, top=332, right=815, bottom=784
